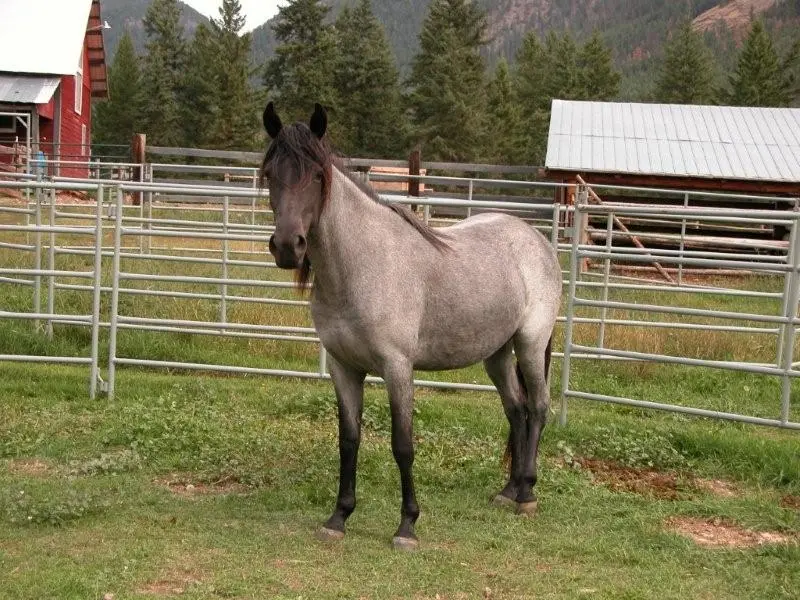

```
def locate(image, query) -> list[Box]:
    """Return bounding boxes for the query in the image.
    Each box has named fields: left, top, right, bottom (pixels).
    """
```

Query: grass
left=0, top=364, right=798, bottom=599
left=1, top=195, right=799, bottom=598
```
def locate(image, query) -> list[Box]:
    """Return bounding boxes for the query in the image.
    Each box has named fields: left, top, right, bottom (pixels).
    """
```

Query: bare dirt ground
left=578, top=457, right=741, bottom=501
left=666, top=516, right=797, bottom=548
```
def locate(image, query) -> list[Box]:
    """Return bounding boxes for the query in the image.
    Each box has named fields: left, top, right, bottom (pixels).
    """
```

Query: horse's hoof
left=516, top=500, right=538, bottom=516
left=391, top=536, right=419, bottom=551
left=316, top=526, right=345, bottom=542
left=492, top=494, right=517, bottom=509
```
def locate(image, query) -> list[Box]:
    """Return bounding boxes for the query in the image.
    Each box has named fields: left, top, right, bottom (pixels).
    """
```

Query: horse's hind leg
left=514, top=329, right=553, bottom=514
left=318, top=355, right=366, bottom=541
left=484, top=341, right=527, bottom=507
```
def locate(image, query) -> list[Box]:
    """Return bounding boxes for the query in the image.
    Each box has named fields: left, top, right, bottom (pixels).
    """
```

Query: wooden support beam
left=577, top=175, right=675, bottom=284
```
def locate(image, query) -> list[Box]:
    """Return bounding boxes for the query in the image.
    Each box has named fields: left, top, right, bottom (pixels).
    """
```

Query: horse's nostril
left=296, top=235, right=307, bottom=251
left=268, top=235, right=277, bottom=254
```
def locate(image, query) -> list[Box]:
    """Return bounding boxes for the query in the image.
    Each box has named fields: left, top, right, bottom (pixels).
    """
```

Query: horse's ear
left=309, top=103, right=327, bottom=139
left=263, top=102, right=283, bottom=138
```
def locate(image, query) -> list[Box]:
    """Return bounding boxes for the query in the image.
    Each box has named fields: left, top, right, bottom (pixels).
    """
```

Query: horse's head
left=261, top=102, right=330, bottom=274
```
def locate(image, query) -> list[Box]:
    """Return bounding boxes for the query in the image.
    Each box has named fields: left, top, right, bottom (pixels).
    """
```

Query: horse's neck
left=307, top=167, right=390, bottom=296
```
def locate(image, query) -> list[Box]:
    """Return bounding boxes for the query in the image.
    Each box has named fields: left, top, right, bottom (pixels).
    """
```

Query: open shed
left=0, top=0, right=108, bottom=177
left=545, top=99, right=800, bottom=195
left=544, top=99, right=800, bottom=245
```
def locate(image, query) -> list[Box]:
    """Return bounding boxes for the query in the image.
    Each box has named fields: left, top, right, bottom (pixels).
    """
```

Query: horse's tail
left=503, top=335, right=553, bottom=470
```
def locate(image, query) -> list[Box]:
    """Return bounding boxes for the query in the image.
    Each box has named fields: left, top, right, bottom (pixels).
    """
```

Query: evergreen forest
left=93, top=0, right=800, bottom=166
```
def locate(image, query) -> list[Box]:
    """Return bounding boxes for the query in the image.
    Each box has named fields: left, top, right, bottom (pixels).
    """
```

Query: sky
left=182, top=0, right=284, bottom=32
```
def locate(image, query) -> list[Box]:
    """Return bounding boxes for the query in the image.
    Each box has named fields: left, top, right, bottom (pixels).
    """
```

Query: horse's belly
left=413, top=301, right=522, bottom=371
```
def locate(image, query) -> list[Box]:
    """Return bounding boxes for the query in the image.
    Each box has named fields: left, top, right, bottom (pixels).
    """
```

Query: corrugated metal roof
left=0, top=75, right=60, bottom=104
left=545, top=100, right=800, bottom=183
left=0, top=0, right=93, bottom=75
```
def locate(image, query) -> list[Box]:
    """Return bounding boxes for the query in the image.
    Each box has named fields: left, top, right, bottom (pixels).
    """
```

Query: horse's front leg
left=384, top=359, right=420, bottom=550
left=317, top=355, right=365, bottom=541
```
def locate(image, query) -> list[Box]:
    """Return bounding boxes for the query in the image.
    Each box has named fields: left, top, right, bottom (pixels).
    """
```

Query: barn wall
left=57, top=40, right=92, bottom=178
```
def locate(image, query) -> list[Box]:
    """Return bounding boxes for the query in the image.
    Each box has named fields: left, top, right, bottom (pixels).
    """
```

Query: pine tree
left=577, top=32, right=621, bottom=101
left=728, top=19, right=792, bottom=107
left=208, top=0, right=257, bottom=149
left=485, top=59, right=525, bottom=165
left=408, top=0, right=488, bottom=162
left=140, top=0, right=186, bottom=146
left=333, top=0, right=408, bottom=158
left=545, top=31, right=581, bottom=101
left=264, top=0, right=338, bottom=125
left=93, top=30, right=143, bottom=148
left=513, top=32, right=556, bottom=165
left=655, top=21, right=717, bottom=104
left=515, top=33, right=549, bottom=112
left=180, top=23, right=218, bottom=148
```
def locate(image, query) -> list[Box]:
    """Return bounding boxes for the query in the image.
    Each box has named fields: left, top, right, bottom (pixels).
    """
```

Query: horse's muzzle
left=269, top=233, right=306, bottom=269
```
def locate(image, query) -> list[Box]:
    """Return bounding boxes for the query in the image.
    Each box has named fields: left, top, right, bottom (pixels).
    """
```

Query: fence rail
left=1, top=168, right=799, bottom=430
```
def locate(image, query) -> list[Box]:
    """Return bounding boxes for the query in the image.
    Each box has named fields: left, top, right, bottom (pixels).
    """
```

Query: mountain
left=100, top=0, right=210, bottom=59
left=101, top=0, right=799, bottom=100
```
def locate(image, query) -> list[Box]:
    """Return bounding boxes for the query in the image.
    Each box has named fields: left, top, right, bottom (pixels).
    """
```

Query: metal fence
left=1, top=165, right=798, bottom=431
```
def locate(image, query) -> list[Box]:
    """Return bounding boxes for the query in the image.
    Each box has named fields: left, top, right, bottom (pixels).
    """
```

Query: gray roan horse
left=262, top=102, right=562, bottom=550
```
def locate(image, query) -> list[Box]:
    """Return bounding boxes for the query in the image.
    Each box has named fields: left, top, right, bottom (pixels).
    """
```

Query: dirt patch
left=5, top=458, right=53, bottom=477
left=666, top=516, right=797, bottom=548
left=580, top=458, right=684, bottom=499
left=155, top=474, right=249, bottom=497
left=137, top=568, right=204, bottom=597
left=578, top=458, right=743, bottom=501
left=781, top=495, right=800, bottom=511
left=692, top=478, right=738, bottom=498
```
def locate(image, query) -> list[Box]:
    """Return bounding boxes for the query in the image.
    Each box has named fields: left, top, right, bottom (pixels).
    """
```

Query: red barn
left=0, top=0, right=108, bottom=178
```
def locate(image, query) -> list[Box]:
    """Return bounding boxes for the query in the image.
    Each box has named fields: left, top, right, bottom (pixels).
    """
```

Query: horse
left=261, top=102, right=562, bottom=550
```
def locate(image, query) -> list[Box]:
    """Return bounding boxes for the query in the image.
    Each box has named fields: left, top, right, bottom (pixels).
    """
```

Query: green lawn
left=1, top=363, right=798, bottom=600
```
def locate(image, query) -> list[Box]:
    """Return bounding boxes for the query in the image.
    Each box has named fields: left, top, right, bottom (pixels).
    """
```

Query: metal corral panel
left=546, top=100, right=800, bottom=183
left=0, top=75, right=60, bottom=104
left=0, top=0, right=93, bottom=75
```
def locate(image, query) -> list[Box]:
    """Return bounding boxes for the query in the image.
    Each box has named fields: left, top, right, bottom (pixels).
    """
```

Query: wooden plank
left=548, top=169, right=800, bottom=196
left=578, top=175, right=675, bottom=283
left=147, top=146, right=263, bottom=163
left=422, top=161, right=545, bottom=176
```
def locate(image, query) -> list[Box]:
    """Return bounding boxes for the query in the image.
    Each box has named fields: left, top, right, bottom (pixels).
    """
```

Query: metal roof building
left=0, top=0, right=108, bottom=177
left=545, top=100, right=800, bottom=195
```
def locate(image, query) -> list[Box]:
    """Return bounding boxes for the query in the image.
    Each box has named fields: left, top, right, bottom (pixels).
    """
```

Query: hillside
left=100, top=0, right=799, bottom=100
left=100, top=0, right=209, bottom=58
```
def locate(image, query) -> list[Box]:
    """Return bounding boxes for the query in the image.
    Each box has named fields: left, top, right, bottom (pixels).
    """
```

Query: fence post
left=558, top=186, right=585, bottom=425
left=779, top=213, right=800, bottom=426
left=107, top=186, right=124, bottom=401
left=408, top=147, right=421, bottom=212
left=777, top=206, right=800, bottom=367
left=220, top=195, right=229, bottom=328
left=131, top=133, right=146, bottom=207
left=33, top=189, right=42, bottom=333
left=46, top=187, right=56, bottom=339
left=560, top=187, right=585, bottom=426
left=89, top=184, right=104, bottom=399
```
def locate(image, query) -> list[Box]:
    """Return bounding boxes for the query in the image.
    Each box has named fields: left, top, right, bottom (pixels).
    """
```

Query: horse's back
left=412, top=212, right=561, bottom=370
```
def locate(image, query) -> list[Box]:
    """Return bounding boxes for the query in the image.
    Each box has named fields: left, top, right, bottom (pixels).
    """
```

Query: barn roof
left=0, top=0, right=107, bottom=98
left=545, top=100, right=800, bottom=184
left=0, top=75, right=61, bottom=104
